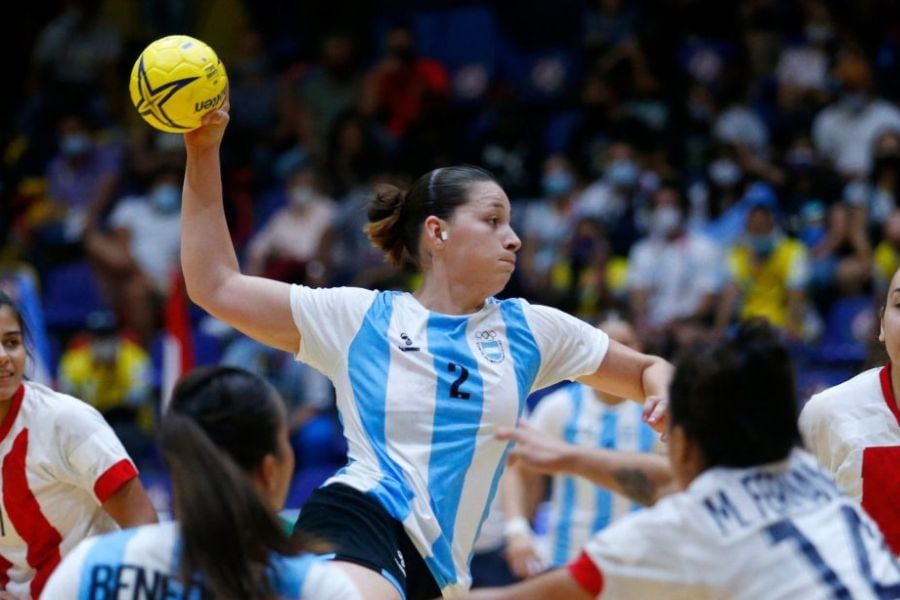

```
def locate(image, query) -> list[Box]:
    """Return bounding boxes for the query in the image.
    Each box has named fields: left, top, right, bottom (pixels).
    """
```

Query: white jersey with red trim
left=799, top=365, right=900, bottom=553
left=0, top=382, right=137, bottom=599
left=567, top=449, right=900, bottom=599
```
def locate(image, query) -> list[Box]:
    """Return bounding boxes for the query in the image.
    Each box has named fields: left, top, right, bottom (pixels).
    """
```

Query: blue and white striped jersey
left=529, top=383, right=657, bottom=566
left=40, top=521, right=361, bottom=599
left=290, top=286, right=608, bottom=596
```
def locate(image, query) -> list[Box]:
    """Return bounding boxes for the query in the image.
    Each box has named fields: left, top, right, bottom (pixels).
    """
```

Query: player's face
left=881, top=270, right=900, bottom=363
left=0, top=306, right=26, bottom=402
left=442, top=182, right=521, bottom=297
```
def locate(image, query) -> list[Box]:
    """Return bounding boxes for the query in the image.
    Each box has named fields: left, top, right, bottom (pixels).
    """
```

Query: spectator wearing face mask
left=715, top=195, right=812, bottom=339
left=245, top=165, right=335, bottom=284
left=32, top=112, right=122, bottom=264
left=577, top=142, right=643, bottom=256
left=813, top=55, right=900, bottom=178
left=58, top=310, right=155, bottom=464
left=627, top=184, right=723, bottom=353
left=83, top=167, right=183, bottom=346
left=521, top=155, right=581, bottom=299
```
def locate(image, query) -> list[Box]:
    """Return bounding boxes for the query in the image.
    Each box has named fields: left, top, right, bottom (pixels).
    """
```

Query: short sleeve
left=798, top=395, right=829, bottom=466
left=523, top=303, right=608, bottom=392
left=528, top=387, right=573, bottom=439
left=576, top=500, right=702, bottom=599
left=289, top=285, right=377, bottom=378
left=300, top=561, right=362, bottom=600
left=40, top=535, right=94, bottom=597
left=54, top=401, right=138, bottom=503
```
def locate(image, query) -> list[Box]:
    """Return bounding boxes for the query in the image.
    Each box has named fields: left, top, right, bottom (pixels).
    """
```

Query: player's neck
left=414, top=276, right=486, bottom=315
left=593, top=390, right=627, bottom=405
left=0, top=392, right=14, bottom=429
left=891, top=362, right=900, bottom=412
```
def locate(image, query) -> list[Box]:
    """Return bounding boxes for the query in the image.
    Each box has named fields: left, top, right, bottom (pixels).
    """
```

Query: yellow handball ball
left=129, top=35, right=228, bottom=133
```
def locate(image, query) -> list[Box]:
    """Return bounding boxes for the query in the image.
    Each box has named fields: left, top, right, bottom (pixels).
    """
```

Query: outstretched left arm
left=577, top=339, right=674, bottom=432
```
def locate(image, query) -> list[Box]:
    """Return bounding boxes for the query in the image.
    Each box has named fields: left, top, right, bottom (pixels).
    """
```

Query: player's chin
left=486, top=272, right=514, bottom=297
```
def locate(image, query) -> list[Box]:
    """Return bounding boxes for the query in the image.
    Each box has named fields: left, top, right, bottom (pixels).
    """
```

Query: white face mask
left=289, top=185, right=316, bottom=207
left=91, top=338, right=119, bottom=363
left=650, top=205, right=682, bottom=237
left=708, top=159, right=743, bottom=188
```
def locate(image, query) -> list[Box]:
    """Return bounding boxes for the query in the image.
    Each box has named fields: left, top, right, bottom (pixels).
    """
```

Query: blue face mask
left=150, top=184, right=181, bottom=213
left=542, top=171, right=575, bottom=198
left=607, top=160, right=639, bottom=188
left=747, top=234, right=776, bottom=258
left=60, top=133, right=92, bottom=158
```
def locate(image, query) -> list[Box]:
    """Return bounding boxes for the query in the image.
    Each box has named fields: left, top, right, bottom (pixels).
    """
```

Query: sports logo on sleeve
left=474, top=330, right=504, bottom=363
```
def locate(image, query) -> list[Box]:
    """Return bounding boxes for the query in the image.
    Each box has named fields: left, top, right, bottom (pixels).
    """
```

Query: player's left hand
left=0, top=591, right=23, bottom=599
left=183, top=90, right=230, bottom=151
left=642, top=394, right=668, bottom=436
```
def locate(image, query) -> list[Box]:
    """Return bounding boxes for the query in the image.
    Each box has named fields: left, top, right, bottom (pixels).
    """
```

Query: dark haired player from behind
left=465, top=321, right=900, bottom=599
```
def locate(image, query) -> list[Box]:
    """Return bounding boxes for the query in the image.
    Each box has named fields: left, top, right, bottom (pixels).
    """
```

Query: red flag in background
left=161, top=269, right=194, bottom=413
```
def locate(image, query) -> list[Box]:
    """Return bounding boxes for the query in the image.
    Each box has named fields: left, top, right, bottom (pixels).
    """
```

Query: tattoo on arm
left=613, top=468, right=657, bottom=506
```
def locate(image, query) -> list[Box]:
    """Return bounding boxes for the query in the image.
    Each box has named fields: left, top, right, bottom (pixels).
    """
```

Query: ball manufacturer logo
left=195, top=89, right=226, bottom=113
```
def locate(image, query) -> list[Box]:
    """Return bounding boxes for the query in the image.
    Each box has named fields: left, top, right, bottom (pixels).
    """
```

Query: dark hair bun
left=365, top=184, right=409, bottom=266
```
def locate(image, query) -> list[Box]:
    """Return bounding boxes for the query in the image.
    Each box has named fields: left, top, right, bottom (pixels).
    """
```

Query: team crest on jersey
left=475, top=329, right=505, bottom=363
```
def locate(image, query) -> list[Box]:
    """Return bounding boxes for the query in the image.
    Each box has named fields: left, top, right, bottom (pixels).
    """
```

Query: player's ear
left=423, top=215, right=449, bottom=248
left=253, top=453, right=280, bottom=503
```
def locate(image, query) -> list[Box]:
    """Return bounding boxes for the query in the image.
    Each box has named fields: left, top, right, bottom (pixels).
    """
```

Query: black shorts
left=292, top=483, right=441, bottom=600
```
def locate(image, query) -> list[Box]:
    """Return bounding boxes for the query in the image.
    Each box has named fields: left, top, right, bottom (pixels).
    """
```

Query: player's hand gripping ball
left=129, top=35, right=228, bottom=133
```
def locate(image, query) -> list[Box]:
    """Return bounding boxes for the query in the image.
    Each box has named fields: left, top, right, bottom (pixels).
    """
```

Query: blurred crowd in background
left=3, top=0, right=900, bottom=505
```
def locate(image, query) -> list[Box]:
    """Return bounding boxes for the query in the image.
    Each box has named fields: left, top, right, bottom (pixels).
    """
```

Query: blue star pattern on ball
left=133, top=58, right=199, bottom=130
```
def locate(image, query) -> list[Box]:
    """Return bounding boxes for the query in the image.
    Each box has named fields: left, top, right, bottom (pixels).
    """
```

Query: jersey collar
left=0, top=384, right=24, bottom=444
left=878, top=364, right=900, bottom=427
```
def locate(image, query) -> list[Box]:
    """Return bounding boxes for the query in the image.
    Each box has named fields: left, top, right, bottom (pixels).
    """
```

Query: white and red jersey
left=799, top=365, right=900, bottom=553
left=0, top=381, right=138, bottom=599
left=567, top=450, right=900, bottom=599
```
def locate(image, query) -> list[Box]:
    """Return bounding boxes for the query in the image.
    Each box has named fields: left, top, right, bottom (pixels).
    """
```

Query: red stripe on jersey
left=0, top=385, right=24, bottom=444
left=2, top=429, right=62, bottom=598
left=862, top=446, right=900, bottom=554
left=0, top=553, right=11, bottom=588
left=878, top=365, right=900, bottom=427
left=568, top=551, right=605, bottom=597
left=94, top=458, right=138, bottom=503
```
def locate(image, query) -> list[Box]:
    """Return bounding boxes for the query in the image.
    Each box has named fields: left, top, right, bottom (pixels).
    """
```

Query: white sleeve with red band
left=58, top=402, right=138, bottom=503
left=570, top=497, right=702, bottom=598
left=568, top=551, right=605, bottom=597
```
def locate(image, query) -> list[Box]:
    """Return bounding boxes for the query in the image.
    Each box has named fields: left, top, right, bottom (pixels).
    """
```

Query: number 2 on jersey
left=447, top=362, right=470, bottom=399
